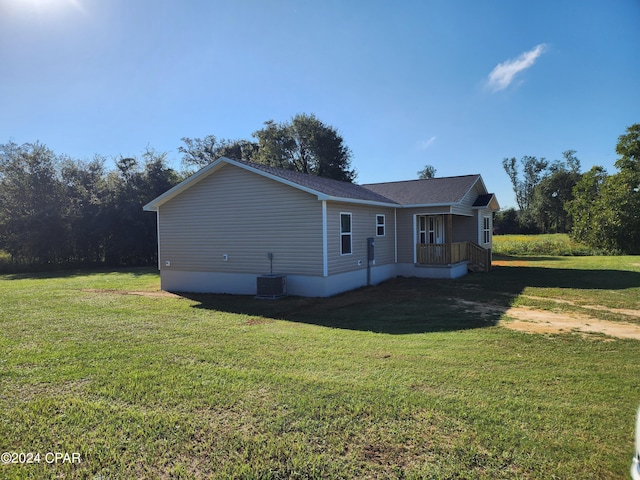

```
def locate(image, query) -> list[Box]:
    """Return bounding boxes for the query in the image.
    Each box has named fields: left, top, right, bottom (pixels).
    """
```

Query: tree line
left=0, top=114, right=355, bottom=270
left=495, top=123, right=640, bottom=254
left=1, top=117, right=638, bottom=271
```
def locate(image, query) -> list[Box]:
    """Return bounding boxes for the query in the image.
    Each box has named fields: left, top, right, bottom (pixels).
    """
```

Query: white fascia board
left=413, top=210, right=469, bottom=216
left=320, top=195, right=399, bottom=208
left=471, top=194, right=500, bottom=211
left=226, top=158, right=329, bottom=199
left=225, top=159, right=400, bottom=207
left=142, top=157, right=228, bottom=211
left=490, top=194, right=501, bottom=211
left=142, top=156, right=400, bottom=211
left=399, top=203, right=455, bottom=210
left=407, top=205, right=473, bottom=217
left=475, top=175, right=488, bottom=195
left=457, top=175, right=486, bottom=205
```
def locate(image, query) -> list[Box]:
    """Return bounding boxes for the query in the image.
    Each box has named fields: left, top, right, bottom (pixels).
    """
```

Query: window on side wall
left=340, top=213, right=352, bottom=255
left=483, top=216, right=491, bottom=244
left=376, top=214, right=385, bottom=237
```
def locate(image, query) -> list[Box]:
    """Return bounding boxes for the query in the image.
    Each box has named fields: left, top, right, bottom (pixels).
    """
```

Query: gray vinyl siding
left=396, top=208, right=455, bottom=263
left=395, top=209, right=421, bottom=264
left=396, top=208, right=485, bottom=263
left=478, top=209, right=493, bottom=247
left=451, top=183, right=480, bottom=216
left=326, top=202, right=396, bottom=275
left=159, top=164, right=323, bottom=275
left=460, top=184, right=479, bottom=207
left=452, top=215, right=478, bottom=243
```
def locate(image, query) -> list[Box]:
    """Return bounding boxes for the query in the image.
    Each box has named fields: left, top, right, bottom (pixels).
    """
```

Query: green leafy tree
left=614, top=123, right=640, bottom=172
left=215, top=139, right=258, bottom=163
left=253, top=113, right=356, bottom=182
left=569, top=124, right=640, bottom=253
left=417, top=164, right=437, bottom=179
left=531, top=151, right=582, bottom=233
left=178, top=136, right=257, bottom=175
left=103, top=149, right=180, bottom=266
left=0, top=141, right=181, bottom=270
left=178, top=135, right=220, bottom=173
left=568, top=166, right=608, bottom=251
left=502, top=155, right=549, bottom=212
left=59, top=155, right=108, bottom=263
left=609, top=124, right=640, bottom=252
left=0, top=142, right=67, bottom=263
left=493, top=207, right=521, bottom=234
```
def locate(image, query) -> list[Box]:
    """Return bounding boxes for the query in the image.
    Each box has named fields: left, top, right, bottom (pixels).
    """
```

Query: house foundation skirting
left=161, top=261, right=466, bottom=298
left=397, top=261, right=469, bottom=280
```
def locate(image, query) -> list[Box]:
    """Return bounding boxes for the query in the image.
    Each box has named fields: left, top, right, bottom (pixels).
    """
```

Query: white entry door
left=418, top=216, right=444, bottom=244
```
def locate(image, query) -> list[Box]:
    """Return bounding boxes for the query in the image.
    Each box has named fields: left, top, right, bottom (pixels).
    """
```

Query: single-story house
left=143, top=157, right=499, bottom=297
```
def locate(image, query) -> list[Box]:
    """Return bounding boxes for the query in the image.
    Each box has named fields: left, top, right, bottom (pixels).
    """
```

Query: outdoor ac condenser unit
left=256, top=274, right=287, bottom=299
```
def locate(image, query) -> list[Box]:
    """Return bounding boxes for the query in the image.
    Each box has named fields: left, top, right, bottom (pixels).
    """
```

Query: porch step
left=468, top=263, right=487, bottom=273
left=466, top=242, right=491, bottom=273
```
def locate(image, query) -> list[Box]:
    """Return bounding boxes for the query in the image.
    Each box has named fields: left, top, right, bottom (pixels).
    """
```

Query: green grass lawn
left=1, top=258, right=639, bottom=479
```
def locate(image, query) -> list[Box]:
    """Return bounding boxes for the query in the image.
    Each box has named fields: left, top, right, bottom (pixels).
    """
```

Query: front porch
left=416, top=241, right=491, bottom=272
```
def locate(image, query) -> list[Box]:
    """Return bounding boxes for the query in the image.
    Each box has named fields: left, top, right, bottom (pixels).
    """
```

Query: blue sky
left=1, top=0, right=639, bottom=208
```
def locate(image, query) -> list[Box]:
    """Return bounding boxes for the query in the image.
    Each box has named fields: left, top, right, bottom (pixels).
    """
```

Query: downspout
left=156, top=209, right=161, bottom=271
left=413, top=214, right=417, bottom=264
left=322, top=200, right=328, bottom=277
left=394, top=208, right=398, bottom=264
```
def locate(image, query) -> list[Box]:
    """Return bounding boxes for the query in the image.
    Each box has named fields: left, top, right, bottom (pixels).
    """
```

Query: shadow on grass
left=180, top=262, right=640, bottom=334
left=181, top=277, right=503, bottom=335
left=466, top=265, right=640, bottom=294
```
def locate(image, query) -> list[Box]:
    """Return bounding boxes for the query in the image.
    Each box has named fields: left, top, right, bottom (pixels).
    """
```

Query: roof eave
left=398, top=203, right=456, bottom=209
left=471, top=193, right=501, bottom=211
left=320, top=195, right=399, bottom=208
left=457, top=175, right=486, bottom=203
left=227, top=158, right=330, bottom=199
left=143, top=157, right=229, bottom=211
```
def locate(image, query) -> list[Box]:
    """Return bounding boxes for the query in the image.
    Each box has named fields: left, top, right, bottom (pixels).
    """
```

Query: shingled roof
left=231, top=159, right=398, bottom=204
left=361, top=175, right=482, bottom=205
left=144, top=157, right=495, bottom=212
left=472, top=193, right=496, bottom=208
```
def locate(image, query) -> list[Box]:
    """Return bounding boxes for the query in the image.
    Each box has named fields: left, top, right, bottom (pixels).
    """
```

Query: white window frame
left=340, top=212, right=352, bottom=255
left=418, top=216, right=427, bottom=243
left=428, top=216, right=436, bottom=244
left=482, top=215, right=491, bottom=244
left=376, top=214, right=385, bottom=237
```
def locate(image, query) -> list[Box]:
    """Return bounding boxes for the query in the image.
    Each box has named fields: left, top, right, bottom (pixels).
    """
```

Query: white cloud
left=486, top=44, right=547, bottom=92
left=418, top=136, right=437, bottom=150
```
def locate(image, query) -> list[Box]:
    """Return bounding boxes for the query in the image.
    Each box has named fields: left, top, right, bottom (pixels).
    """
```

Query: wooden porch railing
left=466, top=242, right=491, bottom=272
left=416, top=242, right=465, bottom=265
left=416, top=242, right=491, bottom=272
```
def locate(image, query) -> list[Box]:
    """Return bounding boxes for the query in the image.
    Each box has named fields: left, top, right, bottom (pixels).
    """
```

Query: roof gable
left=473, top=193, right=500, bottom=211
left=143, top=157, right=398, bottom=211
left=143, top=157, right=497, bottom=212
left=229, top=158, right=397, bottom=205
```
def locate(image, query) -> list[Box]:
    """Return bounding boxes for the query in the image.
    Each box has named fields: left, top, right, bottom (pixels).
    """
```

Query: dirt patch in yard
left=82, top=288, right=182, bottom=298
left=492, top=259, right=530, bottom=267
left=456, top=299, right=640, bottom=340
left=518, top=295, right=640, bottom=318
left=502, top=307, right=640, bottom=340
left=82, top=280, right=640, bottom=340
